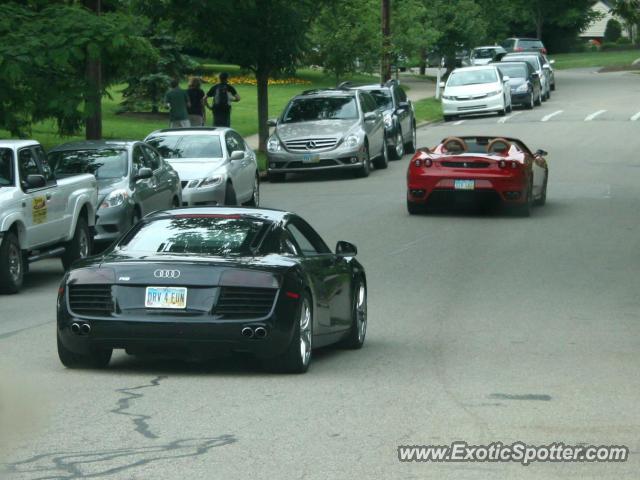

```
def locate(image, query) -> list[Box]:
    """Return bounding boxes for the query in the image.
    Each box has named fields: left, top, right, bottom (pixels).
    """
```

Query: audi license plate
left=454, top=179, right=475, bottom=190
left=145, top=286, right=187, bottom=309
left=301, top=153, right=320, bottom=163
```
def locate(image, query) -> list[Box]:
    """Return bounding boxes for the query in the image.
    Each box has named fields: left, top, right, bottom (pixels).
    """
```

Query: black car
left=492, top=61, right=542, bottom=109
left=353, top=80, right=417, bottom=159
left=56, top=207, right=367, bottom=373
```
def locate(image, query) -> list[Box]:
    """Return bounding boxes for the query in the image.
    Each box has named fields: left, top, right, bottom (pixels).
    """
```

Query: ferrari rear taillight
left=414, top=158, right=433, bottom=168
left=498, top=160, right=519, bottom=169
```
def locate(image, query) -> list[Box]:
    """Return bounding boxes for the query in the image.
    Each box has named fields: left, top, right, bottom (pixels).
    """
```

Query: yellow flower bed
left=201, top=75, right=311, bottom=86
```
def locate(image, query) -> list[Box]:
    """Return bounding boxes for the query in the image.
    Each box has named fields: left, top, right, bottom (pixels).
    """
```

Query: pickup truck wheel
left=61, top=217, right=90, bottom=271
left=0, top=232, right=24, bottom=294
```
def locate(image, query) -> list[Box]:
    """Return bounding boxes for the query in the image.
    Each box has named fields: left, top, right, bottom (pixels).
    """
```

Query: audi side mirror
left=25, top=174, right=46, bottom=189
left=230, top=151, right=244, bottom=161
left=335, top=241, right=357, bottom=257
left=135, top=167, right=153, bottom=181
left=267, top=119, right=277, bottom=127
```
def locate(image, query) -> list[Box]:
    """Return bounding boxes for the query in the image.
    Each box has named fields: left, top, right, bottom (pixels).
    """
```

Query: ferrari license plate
left=145, top=286, right=187, bottom=309
left=301, top=153, right=320, bottom=163
left=454, top=179, right=475, bottom=190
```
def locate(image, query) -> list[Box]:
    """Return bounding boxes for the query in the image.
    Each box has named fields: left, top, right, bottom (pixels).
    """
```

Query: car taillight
left=541, top=47, right=547, bottom=54
left=414, top=158, right=432, bottom=168
left=515, top=47, right=523, bottom=52
left=499, top=160, right=519, bottom=169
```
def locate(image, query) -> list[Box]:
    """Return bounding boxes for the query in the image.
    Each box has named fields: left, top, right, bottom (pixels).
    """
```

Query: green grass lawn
left=551, top=49, right=640, bottom=70
left=0, top=67, right=378, bottom=151
left=413, top=98, right=443, bottom=124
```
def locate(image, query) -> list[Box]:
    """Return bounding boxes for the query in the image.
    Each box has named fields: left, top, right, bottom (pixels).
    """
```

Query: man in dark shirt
left=206, top=72, right=240, bottom=127
left=165, top=78, right=190, bottom=127
left=187, top=77, right=206, bottom=126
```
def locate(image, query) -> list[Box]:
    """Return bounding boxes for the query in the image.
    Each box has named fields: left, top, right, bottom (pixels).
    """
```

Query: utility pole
left=84, top=0, right=102, bottom=140
left=381, top=0, right=391, bottom=83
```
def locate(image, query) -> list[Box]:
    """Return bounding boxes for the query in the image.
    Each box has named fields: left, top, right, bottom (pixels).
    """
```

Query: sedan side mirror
left=531, top=72, right=539, bottom=78
left=503, top=75, right=510, bottom=83
left=230, top=150, right=244, bottom=161
left=364, top=112, right=377, bottom=122
left=542, top=64, right=550, bottom=69
left=25, top=174, right=46, bottom=189
left=135, top=167, right=153, bottom=181
left=267, top=119, right=277, bottom=127
left=549, top=59, right=556, bottom=65
left=336, top=240, right=357, bottom=257
left=439, top=81, right=445, bottom=89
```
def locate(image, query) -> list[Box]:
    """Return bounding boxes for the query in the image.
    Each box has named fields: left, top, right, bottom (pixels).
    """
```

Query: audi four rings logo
left=153, top=269, right=181, bottom=279
left=306, top=140, right=317, bottom=150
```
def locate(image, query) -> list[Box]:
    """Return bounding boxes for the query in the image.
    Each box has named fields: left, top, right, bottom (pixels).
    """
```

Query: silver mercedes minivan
left=266, top=88, right=387, bottom=181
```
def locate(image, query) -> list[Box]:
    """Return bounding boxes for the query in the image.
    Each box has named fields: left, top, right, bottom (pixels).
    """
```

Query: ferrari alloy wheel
left=341, top=281, right=367, bottom=349
left=392, top=128, right=404, bottom=159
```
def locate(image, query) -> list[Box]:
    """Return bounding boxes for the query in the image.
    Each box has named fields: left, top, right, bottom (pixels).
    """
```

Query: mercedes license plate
left=145, top=286, right=187, bottom=309
left=301, top=153, right=320, bottom=163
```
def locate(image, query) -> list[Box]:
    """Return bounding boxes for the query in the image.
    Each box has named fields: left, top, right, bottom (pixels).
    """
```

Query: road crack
left=111, top=375, right=167, bottom=439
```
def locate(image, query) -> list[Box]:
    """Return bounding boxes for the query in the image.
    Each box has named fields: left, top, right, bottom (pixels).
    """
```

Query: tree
left=604, top=18, right=623, bottom=42
left=391, top=0, right=439, bottom=75
left=611, top=0, right=640, bottom=41
left=162, top=0, right=317, bottom=152
left=0, top=2, right=155, bottom=137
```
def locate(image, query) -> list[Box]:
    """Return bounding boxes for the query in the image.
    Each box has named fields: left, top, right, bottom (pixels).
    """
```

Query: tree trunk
left=419, top=47, right=427, bottom=75
left=380, top=0, right=391, bottom=83
left=256, top=68, right=270, bottom=152
left=535, top=1, right=543, bottom=39
left=84, top=0, right=102, bottom=140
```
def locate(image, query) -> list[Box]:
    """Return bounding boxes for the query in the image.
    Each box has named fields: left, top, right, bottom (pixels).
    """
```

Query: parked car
left=406, top=136, right=548, bottom=216
left=501, top=52, right=551, bottom=101
left=56, top=207, right=367, bottom=373
left=48, top=140, right=182, bottom=246
left=542, top=54, right=556, bottom=91
left=145, top=127, right=259, bottom=207
left=0, top=140, right=98, bottom=293
left=352, top=80, right=417, bottom=159
left=470, top=46, right=507, bottom=66
left=500, top=37, right=547, bottom=54
left=492, top=61, right=542, bottom=109
left=266, top=87, right=387, bottom=181
left=440, top=66, right=513, bottom=121
left=456, top=49, right=471, bottom=67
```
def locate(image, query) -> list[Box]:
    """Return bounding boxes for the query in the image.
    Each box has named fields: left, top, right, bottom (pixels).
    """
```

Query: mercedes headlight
left=200, top=175, right=223, bottom=187
left=344, top=134, right=359, bottom=148
left=442, top=95, right=455, bottom=100
left=267, top=136, right=282, bottom=153
left=515, top=83, right=529, bottom=93
left=487, top=90, right=502, bottom=97
left=100, top=189, right=128, bottom=209
left=383, top=113, right=393, bottom=128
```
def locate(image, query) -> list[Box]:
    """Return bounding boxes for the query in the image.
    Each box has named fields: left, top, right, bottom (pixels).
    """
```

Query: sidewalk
left=245, top=74, right=437, bottom=150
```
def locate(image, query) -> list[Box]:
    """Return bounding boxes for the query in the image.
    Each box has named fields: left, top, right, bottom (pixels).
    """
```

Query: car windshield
left=282, top=97, right=358, bottom=123
left=473, top=48, right=497, bottom=59
left=447, top=69, right=497, bottom=86
left=497, top=64, right=527, bottom=79
left=0, top=148, right=14, bottom=186
left=366, top=89, right=393, bottom=109
left=118, top=215, right=270, bottom=256
left=147, top=135, right=223, bottom=161
left=505, top=56, right=539, bottom=70
left=49, top=149, right=128, bottom=179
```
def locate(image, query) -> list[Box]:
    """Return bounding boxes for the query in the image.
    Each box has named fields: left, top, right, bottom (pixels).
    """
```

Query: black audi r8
left=56, top=208, right=367, bottom=373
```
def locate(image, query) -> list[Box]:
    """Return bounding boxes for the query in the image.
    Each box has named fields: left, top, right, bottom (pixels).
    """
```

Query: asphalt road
left=1, top=68, right=639, bottom=479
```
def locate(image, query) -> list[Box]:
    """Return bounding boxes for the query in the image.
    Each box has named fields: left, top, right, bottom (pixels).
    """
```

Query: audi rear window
left=118, top=215, right=271, bottom=256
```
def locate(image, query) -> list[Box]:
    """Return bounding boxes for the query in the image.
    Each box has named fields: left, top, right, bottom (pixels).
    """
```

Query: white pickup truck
left=0, top=140, right=98, bottom=293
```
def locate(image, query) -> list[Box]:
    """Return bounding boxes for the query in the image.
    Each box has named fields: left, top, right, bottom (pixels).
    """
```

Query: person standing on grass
left=187, top=77, right=206, bottom=126
left=165, top=78, right=190, bottom=128
left=206, top=72, right=240, bottom=127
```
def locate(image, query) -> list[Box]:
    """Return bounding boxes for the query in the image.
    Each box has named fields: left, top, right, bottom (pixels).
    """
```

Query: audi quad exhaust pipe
left=70, top=323, right=81, bottom=335
left=80, top=323, right=91, bottom=335
left=254, top=327, right=267, bottom=339
left=241, top=327, right=254, bottom=338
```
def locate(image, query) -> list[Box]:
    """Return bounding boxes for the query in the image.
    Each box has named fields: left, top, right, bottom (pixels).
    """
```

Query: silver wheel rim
left=79, top=229, right=89, bottom=258
left=8, top=242, right=21, bottom=282
left=356, top=284, right=367, bottom=343
left=395, top=131, right=404, bottom=157
left=299, top=299, right=312, bottom=366
left=412, top=126, right=417, bottom=149
left=253, top=177, right=260, bottom=206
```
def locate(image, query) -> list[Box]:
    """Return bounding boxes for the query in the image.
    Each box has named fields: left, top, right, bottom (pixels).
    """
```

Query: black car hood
left=68, top=252, right=298, bottom=288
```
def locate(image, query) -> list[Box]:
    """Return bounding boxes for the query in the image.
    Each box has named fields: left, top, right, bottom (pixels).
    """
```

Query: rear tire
left=57, top=335, right=112, bottom=369
left=61, top=217, right=91, bottom=271
left=390, top=128, right=404, bottom=160
left=355, top=143, right=371, bottom=178
left=0, top=232, right=24, bottom=294
left=407, top=199, right=426, bottom=215
left=512, top=181, right=532, bottom=217
left=526, top=93, right=534, bottom=109
left=244, top=175, right=260, bottom=206
left=268, top=293, right=313, bottom=373
left=534, top=173, right=548, bottom=206
left=224, top=182, right=237, bottom=205
left=443, top=115, right=455, bottom=122
left=404, top=123, right=417, bottom=154
left=373, top=138, right=389, bottom=169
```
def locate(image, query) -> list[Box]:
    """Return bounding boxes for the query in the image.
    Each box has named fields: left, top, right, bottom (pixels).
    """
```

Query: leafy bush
left=604, top=19, right=622, bottom=42
left=617, top=37, right=632, bottom=45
